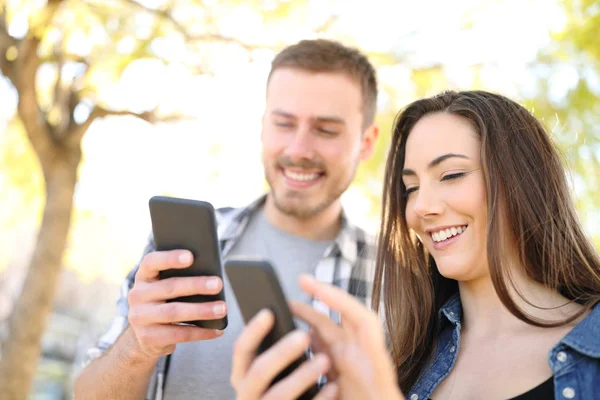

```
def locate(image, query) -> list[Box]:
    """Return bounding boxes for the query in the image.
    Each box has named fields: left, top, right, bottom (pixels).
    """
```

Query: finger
left=314, top=382, right=339, bottom=400
left=263, top=353, right=330, bottom=400
left=136, top=324, right=224, bottom=350
left=129, top=301, right=227, bottom=325
left=291, top=301, right=348, bottom=376
left=309, top=333, right=338, bottom=381
left=136, top=250, right=193, bottom=282
left=231, top=309, right=274, bottom=387
left=243, top=329, right=310, bottom=398
left=289, top=301, right=343, bottom=348
left=129, top=276, right=223, bottom=303
left=299, top=275, right=378, bottom=331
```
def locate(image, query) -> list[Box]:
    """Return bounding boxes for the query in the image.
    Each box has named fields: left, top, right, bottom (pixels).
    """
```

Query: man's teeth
left=284, top=170, right=320, bottom=182
left=431, top=226, right=467, bottom=243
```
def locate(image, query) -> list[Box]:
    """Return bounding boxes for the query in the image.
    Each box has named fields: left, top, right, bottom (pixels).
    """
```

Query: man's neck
left=263, top=195, right=342, bottom=241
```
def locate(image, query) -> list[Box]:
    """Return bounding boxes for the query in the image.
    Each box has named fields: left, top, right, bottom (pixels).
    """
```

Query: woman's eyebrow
left=402, top=153, right=470, bottom=176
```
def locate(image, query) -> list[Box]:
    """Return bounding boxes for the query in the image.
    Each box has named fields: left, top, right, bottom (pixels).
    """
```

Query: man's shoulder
left=214, top=205, right=243, bottom=225
left=214, top=195, right=266, bottom=228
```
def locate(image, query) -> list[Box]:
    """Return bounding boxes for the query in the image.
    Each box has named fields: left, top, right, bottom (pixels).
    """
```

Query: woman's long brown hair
left=372, top=90, right=600, bottom=393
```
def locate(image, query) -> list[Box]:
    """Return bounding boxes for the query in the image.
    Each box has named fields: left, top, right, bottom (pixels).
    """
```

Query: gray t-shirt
left=163, top=208, right=332, bottom=399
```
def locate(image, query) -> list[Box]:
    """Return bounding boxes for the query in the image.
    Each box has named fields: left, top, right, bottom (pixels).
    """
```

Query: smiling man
left=75, top=39, right=380, bottom=400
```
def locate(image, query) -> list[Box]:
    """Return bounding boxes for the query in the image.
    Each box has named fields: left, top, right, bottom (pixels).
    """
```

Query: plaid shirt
left=84, top=195, right=377, bottom=400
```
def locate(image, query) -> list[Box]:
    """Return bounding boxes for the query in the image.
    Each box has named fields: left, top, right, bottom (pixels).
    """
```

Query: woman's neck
left=458, top=271, right=583, bottom=337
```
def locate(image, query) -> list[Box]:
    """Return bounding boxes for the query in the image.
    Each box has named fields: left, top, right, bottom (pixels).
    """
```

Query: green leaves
left=528, top=0, right=600, bottom=243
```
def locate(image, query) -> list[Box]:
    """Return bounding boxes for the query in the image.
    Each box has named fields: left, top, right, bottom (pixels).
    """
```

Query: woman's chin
left=435, top=263, right=472, bottom=281
left=436, top=263, right=489, bottom=285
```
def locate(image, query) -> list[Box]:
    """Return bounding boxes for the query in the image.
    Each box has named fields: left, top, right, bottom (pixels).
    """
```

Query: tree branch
left=0, top=3, right=17, bottom=83
left=15, top=36, right=58, bottom=159
left=52, top=42, right=68, bottom=132
left=40, top=53, right=89, bottom=65
left=67, top=104, right=190, bottom=147
left=315, top=15, right=339, bottom=33
left=14, top=0, right=67, bottom=160
left=120, top=0, right=275, bottom=50
left=90, top=106, right=158, bottom=122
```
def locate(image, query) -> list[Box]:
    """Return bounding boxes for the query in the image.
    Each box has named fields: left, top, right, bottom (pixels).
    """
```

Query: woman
left=230, top=90, right=600, bottom=400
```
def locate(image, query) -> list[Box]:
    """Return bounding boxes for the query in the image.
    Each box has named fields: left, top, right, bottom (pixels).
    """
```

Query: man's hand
left=127, top=249, right=227, bottom=359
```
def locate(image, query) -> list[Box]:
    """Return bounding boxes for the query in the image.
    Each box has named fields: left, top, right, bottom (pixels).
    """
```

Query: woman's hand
left=292, top=274, right=404, bottom=400
left=230, top=308, right=338, bottom=400
left=230, top=274, right=404, bottom=400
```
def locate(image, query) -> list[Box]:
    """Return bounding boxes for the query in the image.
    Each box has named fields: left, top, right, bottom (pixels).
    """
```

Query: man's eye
left=317, top=128, right=337, bottom=135
left=275, top=122, right=293, bottom=128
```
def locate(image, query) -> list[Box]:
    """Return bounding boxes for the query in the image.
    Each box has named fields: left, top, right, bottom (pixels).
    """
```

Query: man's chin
left=272, top=195, right=330, bottom=219
left=275, top=202, right=319, bottom=218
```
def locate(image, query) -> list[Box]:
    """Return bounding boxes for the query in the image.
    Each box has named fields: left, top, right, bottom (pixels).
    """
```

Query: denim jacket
left=408, top=295, right=600, bottom=400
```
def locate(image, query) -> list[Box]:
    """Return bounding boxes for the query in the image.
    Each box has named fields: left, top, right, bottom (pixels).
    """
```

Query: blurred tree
left=0, top=0, right=318, bottom=397
left=524, top=0, right=600, bottom=247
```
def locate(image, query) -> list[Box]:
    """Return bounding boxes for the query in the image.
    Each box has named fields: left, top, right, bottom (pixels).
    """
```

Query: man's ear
left=260, top=112, right=267, bottom=142
left=360, top=123, right=380, bottom=161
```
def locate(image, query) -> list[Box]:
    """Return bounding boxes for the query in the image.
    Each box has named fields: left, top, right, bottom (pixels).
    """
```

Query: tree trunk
left=0, top=144, right=80, bottom=399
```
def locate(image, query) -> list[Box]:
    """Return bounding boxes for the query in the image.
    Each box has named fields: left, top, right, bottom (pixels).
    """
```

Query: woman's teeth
left=431, top=225, right=467, bottom=242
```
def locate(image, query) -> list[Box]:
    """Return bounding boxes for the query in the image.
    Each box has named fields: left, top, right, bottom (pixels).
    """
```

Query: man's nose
left=284, top=126, right=314, bottom=161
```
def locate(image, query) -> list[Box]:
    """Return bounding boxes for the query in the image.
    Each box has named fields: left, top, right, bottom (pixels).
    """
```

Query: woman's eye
left=403, top=186, right=418, bottom=198
left=441, top=172, right=466, bottom=182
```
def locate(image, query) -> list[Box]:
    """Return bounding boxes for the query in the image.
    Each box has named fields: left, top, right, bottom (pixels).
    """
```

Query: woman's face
left=402, top=112, right=489, bottom=282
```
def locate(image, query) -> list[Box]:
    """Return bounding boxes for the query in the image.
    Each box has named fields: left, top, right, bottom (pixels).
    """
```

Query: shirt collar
left=439, top=294, right=600, bottom=359
left=219, top=194, right=361, bottom=264
left=439, top=293, right=462, bottom=326
left=326, top=209, right=360, bottom=264
left=218, top=195, right=267, bottom=242
left=560, top=301, right=600, bottom=359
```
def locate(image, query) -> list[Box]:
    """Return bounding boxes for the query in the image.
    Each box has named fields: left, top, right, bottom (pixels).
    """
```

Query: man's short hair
left=268, top=39, right=378, bottom=128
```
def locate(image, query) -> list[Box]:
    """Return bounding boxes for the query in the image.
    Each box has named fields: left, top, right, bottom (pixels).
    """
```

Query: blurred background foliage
left=0, top=0, right=599, bottom=398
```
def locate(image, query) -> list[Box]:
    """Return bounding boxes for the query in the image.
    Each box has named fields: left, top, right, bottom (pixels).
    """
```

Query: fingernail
left=213, top=303, right=226, bottom=315
left=178, top=252, right=192, bottom=264
left=257, top=309, right=271, bottom=320
left=205, top=278, right=220, bottom=290
left=215, top=329, right=224, bottom=335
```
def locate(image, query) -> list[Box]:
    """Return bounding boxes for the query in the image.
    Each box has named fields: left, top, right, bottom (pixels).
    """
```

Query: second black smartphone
left=149, top=195, right=227, bottom=330
left=225, top=258, right=320, bottom=399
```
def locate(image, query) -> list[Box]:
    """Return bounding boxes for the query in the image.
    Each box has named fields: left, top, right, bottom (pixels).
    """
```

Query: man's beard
left=265, top=156, right=357, bottom=219
left=271, top=188, right=340, bottom=218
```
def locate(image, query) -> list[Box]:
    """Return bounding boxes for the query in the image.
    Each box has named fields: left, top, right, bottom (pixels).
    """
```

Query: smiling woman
left=375, top=90, right=600, bottom=400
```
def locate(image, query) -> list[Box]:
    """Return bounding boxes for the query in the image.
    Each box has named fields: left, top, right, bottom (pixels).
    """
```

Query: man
left=75, top=38, right=380, bottom=399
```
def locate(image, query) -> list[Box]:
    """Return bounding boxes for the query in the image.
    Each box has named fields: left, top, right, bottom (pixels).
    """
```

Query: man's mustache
left=276, top=157, right=326, bottom=171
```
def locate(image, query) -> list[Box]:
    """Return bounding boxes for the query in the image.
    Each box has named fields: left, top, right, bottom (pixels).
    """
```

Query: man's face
left=261, top=68, right=377, bottom=218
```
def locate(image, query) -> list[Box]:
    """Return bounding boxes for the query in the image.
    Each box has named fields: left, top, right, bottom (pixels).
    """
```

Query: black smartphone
left=149, top=195, right=227, bottom=330
left=225, top=258, right=319, bottom=399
